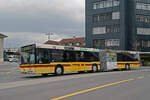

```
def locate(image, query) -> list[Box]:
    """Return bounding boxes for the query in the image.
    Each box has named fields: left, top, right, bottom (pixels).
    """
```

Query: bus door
left=63, top=51, right=78, bottom=72
left=75, top=51, right=85, bottom=71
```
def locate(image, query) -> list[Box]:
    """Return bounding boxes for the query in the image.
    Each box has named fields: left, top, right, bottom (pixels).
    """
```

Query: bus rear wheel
left=55, top=66, right=64, bottom=76
left=42, top=74, right=48, bottom=76
left=92, top=65, right=98, bottom=72
left=125, top=64, right=130, bottom=70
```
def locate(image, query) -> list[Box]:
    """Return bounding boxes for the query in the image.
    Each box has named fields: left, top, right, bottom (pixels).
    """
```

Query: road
left=0, top=64, right=150, bottom=100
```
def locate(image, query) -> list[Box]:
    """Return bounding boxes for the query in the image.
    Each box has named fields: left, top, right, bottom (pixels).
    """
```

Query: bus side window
left=75, top=51, right=85, bottom=62
left=117, top=53, right=123, bottom=61
left=80, top=52, right=85, bottom=62
left=51, top=50, right=64, bottom=62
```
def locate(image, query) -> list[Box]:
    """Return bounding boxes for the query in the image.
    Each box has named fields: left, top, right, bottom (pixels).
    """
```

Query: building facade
left=0, top=33, right=7, bottom=62
left=86, top=0, right=150, bottom=51
left=59, top=37, right=85, bottom=47
left=44, top=37, right=85, bottom=47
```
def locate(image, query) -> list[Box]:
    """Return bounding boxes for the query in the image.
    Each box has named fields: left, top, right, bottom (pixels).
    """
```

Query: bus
left=20, top=44, right=100, bottom=76
left=116, top=51, right=141, bottom=70
left=20, top=44, right=141, bottom=76
left=99, top=50, right=141, bottom=71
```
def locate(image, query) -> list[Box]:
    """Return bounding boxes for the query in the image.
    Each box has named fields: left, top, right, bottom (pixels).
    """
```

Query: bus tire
left=42, top=74, right=48, bottom=76
left=125, top=64, right=130, bottom=70
left=55, top=66, right=64, bottom=76
left=78, top=71, right=85, bottom=73
left=92, top=64, right=98, bottom=72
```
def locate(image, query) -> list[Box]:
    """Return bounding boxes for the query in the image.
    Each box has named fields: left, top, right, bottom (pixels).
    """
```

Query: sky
left=0, top=0, right=85, bottom=48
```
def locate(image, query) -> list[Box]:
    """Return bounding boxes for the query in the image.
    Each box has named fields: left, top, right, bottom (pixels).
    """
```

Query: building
left=86, top=0, right=150, bottom=51
left=4, top=48, right=20, bottom=61
left=0, top=33, right=7, bottom=62
left=44, top=37, right=85, bottom=47
left=59, top=37, right=85, bottom=47
left=44, top=40, right=59, bottom=45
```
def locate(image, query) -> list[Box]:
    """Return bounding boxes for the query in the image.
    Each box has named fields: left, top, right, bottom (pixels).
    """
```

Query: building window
left=142, top=40, right=150, bottom=48
left=137, top=28, right=150, bottom=35
left=112, top=12, right=120, bottom=19
left=136, top=2, right=150, bottom=10
left=93, top=12, right=120, bottom=23
left=92, top=27, right=106, bottom=34
left=83, top=43, right=86, bottom=46
left=136, top=15, right=150, bottom=23
left=93, top=39, right=120, bottom=48
left=93, top=25, right=120, bottom=34
left=106, top=25, right=120, bottom=33
left=62, top=44, right=65, bottom=46
left=76, top=43, right=80, bottom=46
left=93, top=39, right=105, bottom=48
left=69, top=43, right=72, bottom=46
left=93, top=0, right=120, bottom=10
left=105, top=39, right=120, bottom=47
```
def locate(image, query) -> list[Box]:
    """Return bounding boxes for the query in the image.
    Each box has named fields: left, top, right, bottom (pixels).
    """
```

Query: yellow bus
left=116, top=51, right=141, bottom=70
left=99, top=50, right=141, bottom=71
left=20, top=44, right=100, bottom=76
left=20, top=44, right=141, bottom=76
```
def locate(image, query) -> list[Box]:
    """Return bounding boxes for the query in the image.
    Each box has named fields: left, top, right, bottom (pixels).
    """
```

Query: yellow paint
left=20, top=62, right=101, bottom=74
left=20, top=61, right=140, bottom=74
left=117, top=61, right=140, bottom=69
left=50, top=78, right=134, bottom=100
left=137, top=76, right=144, bottom=79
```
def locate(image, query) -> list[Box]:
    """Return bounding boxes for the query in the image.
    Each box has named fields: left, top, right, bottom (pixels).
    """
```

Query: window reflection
left=93, top=0, right=120, bottom=10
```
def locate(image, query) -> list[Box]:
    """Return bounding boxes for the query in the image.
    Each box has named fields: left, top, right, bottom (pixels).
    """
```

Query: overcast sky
left=0, top=0, right=85, bottom=48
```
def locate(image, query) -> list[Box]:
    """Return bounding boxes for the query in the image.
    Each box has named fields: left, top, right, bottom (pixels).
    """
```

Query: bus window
left=117, top=53, right=139, bottom=62
left=84, top=52, right=99, bottom=62
left=63, top=51, right=76, bottom=62
left=51, top=50, right=64, bottom=62
left=36, top=49, right=51, bottom=64
left=21, top=51, right=35, bottom=64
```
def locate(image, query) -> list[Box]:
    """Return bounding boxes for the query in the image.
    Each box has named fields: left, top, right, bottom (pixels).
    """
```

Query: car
left=8, top=58, right=19, bottom=62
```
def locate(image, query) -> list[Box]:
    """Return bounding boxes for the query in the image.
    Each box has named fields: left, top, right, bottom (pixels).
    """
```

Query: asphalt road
left=0, top=65, right=150, bottom=100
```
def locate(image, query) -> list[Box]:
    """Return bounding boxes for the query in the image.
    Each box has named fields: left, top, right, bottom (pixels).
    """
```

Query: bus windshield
left=21, top=45, right=36, bottom=64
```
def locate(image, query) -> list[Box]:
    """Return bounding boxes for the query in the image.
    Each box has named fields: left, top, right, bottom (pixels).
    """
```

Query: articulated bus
left=20, top=44, right=141, bottom=75
left=20, top=44, right=100, bottom=76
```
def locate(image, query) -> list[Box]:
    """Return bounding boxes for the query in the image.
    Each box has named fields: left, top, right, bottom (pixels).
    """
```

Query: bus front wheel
left=125, top=64, right=130, bottom=70
left=55, top=66, right=64, bottom=76
left=92, top=65, right=98, bottom=72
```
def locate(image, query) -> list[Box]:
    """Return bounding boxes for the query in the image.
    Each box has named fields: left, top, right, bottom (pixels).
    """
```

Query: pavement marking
left=50, top=78, right=134, bottom=100
left=137, top=76, right=144, bottom=79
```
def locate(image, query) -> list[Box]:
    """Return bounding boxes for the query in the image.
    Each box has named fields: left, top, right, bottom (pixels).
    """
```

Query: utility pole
left=45, top=32, right=54, bottom=40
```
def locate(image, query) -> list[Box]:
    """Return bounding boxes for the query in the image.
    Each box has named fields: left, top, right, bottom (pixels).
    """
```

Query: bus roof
left=21, top=43, right=150, bottom=54
left=35, top=43, right=100, bottom=52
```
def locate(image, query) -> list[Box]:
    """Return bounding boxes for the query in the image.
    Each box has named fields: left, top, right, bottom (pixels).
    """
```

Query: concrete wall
left=0, top=38, right=4, bottom=62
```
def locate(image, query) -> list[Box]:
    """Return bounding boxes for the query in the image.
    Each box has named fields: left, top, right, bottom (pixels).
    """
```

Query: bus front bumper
left=21, top=71, right=36, bottom=75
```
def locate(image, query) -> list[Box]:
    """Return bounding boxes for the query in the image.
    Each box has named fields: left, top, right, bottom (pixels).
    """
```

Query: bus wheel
left=55, top=66, right=64, bottom=76
left=125, top=64, right=130, bottom=70
left=42, top=74, right=48, bottom=76
left=92, top=65, right=98, bottom=72
left=78, top=71, right=85, bottom=74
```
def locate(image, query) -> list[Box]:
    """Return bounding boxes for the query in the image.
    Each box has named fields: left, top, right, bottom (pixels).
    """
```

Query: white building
left=0, top=33, right=7, bottom=62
